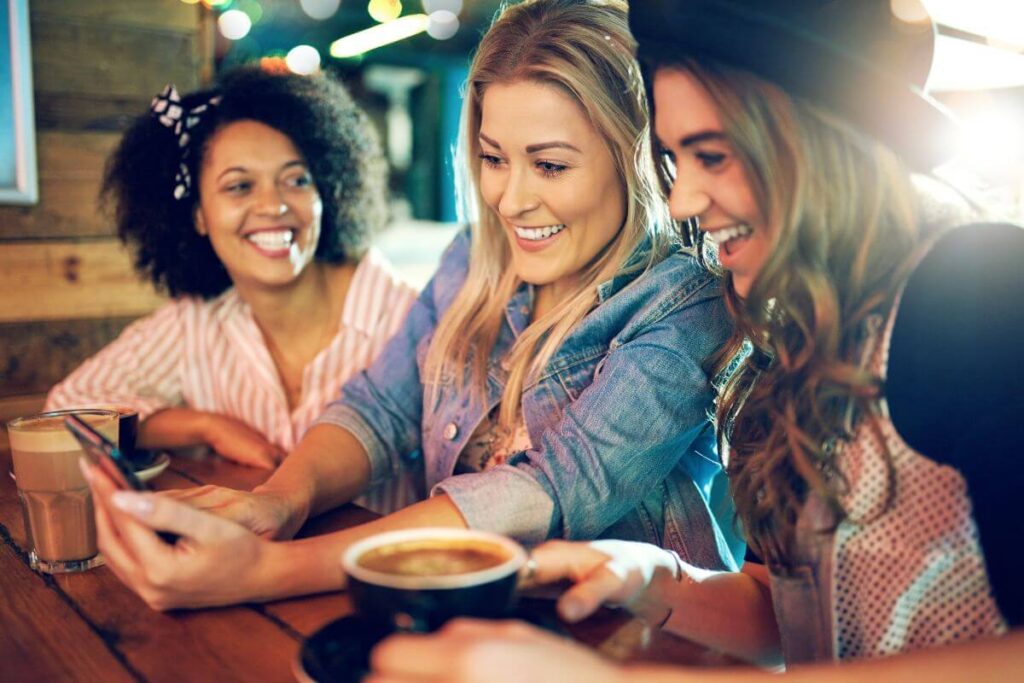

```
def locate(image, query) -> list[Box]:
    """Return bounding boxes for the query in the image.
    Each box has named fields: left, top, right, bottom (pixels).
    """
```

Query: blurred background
left=0, top=0, right=1022, bottom=439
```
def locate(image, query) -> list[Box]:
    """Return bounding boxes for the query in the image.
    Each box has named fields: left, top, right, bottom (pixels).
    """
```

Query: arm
left=47, top=300, right=281, bottom=468
left=528, top=540, right=780, bottom=666
left=367, top=619, right=1023, bottom=683
left=46, top=301, right=186, bottom=419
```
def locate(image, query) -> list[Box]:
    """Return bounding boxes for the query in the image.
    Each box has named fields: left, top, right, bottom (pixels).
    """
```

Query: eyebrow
left=216, top=160, right=306, bottom=182
left=680, top=131, right=727, bottom=147
left=479, top=133, right=581, bottom=154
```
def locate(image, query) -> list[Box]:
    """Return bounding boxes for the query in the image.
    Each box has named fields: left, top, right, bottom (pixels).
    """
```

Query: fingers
left=110, top=490, right=245, bottom=542
left=370, top=620, right=539, bottom=682
left=557, top=565, right=629, bottom=623
left=529, top=540, right=611, bottom=585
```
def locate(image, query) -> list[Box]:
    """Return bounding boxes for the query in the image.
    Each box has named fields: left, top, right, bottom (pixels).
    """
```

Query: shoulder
left=596, top=249, right=730, bottom=355
left=354, top=248, right=419, bottom=302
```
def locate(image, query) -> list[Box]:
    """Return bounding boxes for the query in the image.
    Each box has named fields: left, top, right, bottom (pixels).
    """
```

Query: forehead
left=479, top=80, right=599, bottom=149
left=652, top=68, right=723, bottom=143
left=204, top=119, right=302, bottom=167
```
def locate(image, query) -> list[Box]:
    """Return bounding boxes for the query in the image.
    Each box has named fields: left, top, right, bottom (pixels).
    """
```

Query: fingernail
left=111, top=491, right=154, bottom=517
left=560, top=598, right=585, bottom=622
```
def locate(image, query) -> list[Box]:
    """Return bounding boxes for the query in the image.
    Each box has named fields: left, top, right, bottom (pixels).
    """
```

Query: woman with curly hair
left=366, top=0, right=1024, bottom=681
left=48, top=67, right=418, bottom=509
left=79, top=0, right=736, bottom=610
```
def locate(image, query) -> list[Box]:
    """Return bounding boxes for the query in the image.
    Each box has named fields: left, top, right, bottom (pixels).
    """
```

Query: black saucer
left=296, top=615, right=392, bottom=683
left=296, top=600, right=567, bottom=682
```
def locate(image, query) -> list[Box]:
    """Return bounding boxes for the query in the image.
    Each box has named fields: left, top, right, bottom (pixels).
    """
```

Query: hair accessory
left=149, top=84, right=222, bottom=200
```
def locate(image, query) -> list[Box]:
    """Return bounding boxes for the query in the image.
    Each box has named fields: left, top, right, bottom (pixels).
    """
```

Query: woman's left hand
left=367, top=619, right=623, bottom=683
left=82, top=460, right=270, bottom=610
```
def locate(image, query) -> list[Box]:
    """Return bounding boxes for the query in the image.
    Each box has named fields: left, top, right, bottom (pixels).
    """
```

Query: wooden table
left=0, top=448, right=736, bottom=681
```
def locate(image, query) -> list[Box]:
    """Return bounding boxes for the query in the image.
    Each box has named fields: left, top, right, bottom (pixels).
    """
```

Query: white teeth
left=514, top=224, right=566, bottom=241
left=707, top=224, right=752, bottom=245
left=246, top=229, right=294, bottom=249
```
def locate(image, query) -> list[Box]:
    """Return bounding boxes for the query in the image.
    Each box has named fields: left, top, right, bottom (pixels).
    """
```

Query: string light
left=331, top=14, right=429, bottom=58
left=218, top=10, right=252, bottom=40
left=286, top=45, right=322, bottom=75
left=368, top=0, right=403, bottom=23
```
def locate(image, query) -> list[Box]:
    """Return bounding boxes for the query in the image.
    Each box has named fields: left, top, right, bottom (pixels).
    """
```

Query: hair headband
left=149, top=84, right=222, bottom=200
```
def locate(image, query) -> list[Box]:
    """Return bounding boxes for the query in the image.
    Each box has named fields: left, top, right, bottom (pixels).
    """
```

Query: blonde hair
left=424, top=0, right=672, bottom=427
left=670, top=61, right=924, bottom=564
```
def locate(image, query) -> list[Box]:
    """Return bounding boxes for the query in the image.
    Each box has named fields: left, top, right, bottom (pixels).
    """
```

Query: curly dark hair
left=102, top=66, right=388, bottom=298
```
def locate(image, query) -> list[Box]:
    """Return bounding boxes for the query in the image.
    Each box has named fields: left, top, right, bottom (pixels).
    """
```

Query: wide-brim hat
left=630, top=0, right=960, bottom=170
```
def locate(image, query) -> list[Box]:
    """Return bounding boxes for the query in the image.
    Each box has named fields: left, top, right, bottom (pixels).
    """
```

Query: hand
left=160, top=484, right=305, bottom=540
left=529, top=540, right=680, bottom=623
left=81, top=460, right=271, bottom=610
left=368, top=619, right=623, bottom=683
left=200, top=413, right=285, bottom=469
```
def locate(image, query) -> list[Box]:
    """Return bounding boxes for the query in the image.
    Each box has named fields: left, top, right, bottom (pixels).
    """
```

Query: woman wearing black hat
left=367, top=0, right=1024, bottom=679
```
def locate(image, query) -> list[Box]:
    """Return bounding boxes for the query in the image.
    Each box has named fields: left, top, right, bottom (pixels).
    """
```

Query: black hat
left=630, top=0, right=959, bottom=170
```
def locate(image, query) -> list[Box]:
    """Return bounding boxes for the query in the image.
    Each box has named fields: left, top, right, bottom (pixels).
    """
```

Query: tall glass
left=7, top=409, right=118, bottom=573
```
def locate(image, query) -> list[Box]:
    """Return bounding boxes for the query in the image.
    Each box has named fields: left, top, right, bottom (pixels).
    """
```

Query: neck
left=235, top=262, right=347, bottom=342
left=533, top=276, right=578, bottom=321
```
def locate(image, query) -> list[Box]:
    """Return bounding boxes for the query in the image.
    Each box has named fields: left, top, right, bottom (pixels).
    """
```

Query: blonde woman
left=365, top=1, right=1024, bottom=681
left=81, top=0, right=736, bottom=610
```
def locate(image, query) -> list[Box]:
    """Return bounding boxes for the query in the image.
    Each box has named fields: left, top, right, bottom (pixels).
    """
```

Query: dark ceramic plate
left=295, top=600, right=568, bottom=683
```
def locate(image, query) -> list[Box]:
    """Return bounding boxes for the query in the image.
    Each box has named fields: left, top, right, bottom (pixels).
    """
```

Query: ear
left=194, top=206, right=208, bottom=236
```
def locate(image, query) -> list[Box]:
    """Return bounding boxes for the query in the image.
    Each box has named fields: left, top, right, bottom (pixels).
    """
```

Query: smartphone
left=65, top=414, right=178, bottom=544
left=65, top=413, right=144, bottom=491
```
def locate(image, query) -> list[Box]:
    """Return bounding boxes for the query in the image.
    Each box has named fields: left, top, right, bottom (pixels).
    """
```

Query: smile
left=244, top=229, right=296, bottom=250
left=705, top=224, right=752, bottom=256
left=513, top=224, right=566, bottom=241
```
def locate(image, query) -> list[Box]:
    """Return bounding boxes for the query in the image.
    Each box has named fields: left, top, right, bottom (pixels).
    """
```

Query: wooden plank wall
left=0, top=0, right=212, bottom=446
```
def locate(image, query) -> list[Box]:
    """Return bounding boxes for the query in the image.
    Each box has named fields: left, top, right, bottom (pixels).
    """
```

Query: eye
left=224, top=180, right=251, bottom=194
left=695, top=151, right=727, bottom=169
left=478, top=152, right=504, bottom=169
left=536, top=161, right=568, bottom=177
left=284, top=171, right=314, bottom=188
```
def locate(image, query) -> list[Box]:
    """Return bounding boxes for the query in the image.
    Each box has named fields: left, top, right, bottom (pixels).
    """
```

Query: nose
left=667, top=165, right=710, bottom=223
left=496, top=166, right=539, bottom=219
left=254, top=182, right=288, bottom=217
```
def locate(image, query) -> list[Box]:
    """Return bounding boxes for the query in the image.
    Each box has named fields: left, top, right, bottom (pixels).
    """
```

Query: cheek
left=478, top=171, right=503, bottom=210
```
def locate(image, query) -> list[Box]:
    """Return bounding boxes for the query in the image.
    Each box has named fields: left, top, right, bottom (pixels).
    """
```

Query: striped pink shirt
left=47, top=248, right=420, bottom=511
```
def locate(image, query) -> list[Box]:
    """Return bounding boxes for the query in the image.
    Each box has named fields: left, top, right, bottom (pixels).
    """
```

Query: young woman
left=367, top=0, right=1024, bottom=679
left=47, top=68, right=419, bottom=512
left=81, top=0, right=736, bottom=610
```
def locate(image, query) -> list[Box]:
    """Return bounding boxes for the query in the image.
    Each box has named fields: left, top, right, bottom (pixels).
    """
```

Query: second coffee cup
left=342, top=527, right=527, bottom=632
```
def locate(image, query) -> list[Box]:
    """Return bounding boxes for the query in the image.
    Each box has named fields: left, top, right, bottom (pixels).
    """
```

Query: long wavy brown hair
left=659, top=61, right=927, bottom=565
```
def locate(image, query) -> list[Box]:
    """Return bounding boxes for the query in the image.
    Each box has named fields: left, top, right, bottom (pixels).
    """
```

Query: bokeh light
left=423, top=0, right=462, bottom=14
left=369, top=0, right=403, bottom=23
left=235, top=0, right=263, bottom=24
left=300, top=0, right=341, bottom=21
left=427, top=10, right=459, bottom=40
left=890, top=0, right=930, bottom=25
left=286, top=45, right=322, bottom=75
left=218, top=9, right=252, bottom=40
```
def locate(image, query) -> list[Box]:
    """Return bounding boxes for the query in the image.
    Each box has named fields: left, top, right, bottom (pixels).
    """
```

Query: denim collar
left=597, top=236, right=657, bottom=303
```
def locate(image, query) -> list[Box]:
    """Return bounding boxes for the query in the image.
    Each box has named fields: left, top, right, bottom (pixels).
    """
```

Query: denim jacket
left=317, top=230, right=737, bottom=570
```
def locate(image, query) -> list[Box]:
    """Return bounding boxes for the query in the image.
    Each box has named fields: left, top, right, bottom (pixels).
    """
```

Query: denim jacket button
left=443, top=422, right=459, bottom=440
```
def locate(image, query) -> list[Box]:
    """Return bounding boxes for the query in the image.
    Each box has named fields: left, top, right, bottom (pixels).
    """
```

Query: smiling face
left=195, top=119, right=323, bottom=291
left=477, top=80, right=626, bottom=299
left=653, top=69, right=769, bottom=298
